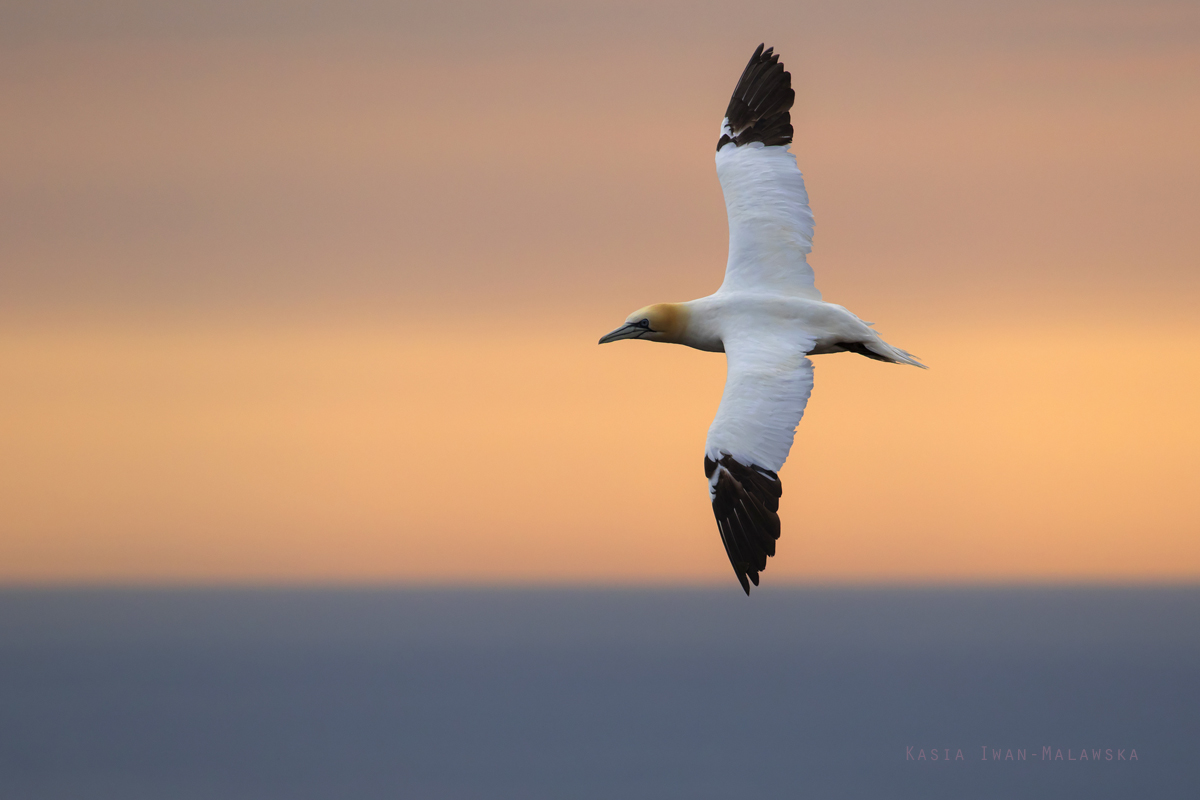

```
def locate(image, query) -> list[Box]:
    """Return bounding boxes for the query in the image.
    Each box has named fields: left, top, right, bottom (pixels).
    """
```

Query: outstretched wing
left=704, top=330, right=816, bottom=594
left=715, top=45, right=820, bottom=300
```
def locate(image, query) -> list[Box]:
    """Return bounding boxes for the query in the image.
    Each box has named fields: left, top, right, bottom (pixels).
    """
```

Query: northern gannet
left=599, top=44, right=926, bottom=594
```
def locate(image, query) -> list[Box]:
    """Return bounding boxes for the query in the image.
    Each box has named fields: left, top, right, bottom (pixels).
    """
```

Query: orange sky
left=1, top=0, right=1197, bottom=584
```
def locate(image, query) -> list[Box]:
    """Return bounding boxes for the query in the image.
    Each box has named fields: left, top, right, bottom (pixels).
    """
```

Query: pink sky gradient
left=1, top=0, right=1197, bottom=583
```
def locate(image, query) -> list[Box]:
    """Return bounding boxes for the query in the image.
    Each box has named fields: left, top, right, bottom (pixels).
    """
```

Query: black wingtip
left=718, top=44, right=795, bottom=151
left=709, top=454, right=784, bottom=595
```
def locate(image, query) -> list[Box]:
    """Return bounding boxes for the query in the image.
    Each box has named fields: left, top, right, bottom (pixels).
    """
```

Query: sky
left=1, top=0, right=1197, bottom=584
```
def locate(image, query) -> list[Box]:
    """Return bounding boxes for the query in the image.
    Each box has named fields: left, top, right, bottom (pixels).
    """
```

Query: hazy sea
left=1, top=587, right=1196, bottom=799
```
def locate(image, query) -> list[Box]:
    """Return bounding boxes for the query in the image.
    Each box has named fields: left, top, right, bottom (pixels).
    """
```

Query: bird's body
left=635, top=293, right=903, bottom=357
left=599, top=45, right=924, bottom=594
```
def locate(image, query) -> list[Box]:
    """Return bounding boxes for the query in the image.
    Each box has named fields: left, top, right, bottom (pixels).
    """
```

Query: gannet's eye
left=636, top=319, right=651, bottom=329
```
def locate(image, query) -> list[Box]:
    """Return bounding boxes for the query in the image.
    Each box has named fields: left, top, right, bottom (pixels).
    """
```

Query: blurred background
left=3, top=4, right=1199, bottom=799
left=1, top=0, right=1198, bottom=585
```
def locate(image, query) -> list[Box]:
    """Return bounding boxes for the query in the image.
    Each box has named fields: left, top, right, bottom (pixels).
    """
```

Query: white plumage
left=599, top=45, right=924, bottom=594
left=716, top=141, right=820, bottom=300
left=706, top=329, right=816, bottom=473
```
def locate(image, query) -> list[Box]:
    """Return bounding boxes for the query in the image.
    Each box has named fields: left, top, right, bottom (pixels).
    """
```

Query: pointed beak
left=598, top=323, right=643, bottom=345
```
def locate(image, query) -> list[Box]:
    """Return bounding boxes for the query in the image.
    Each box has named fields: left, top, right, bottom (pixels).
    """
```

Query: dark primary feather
left=716, top=43, right=795, bottom=151
left=705, top=454, right=784, bottom=594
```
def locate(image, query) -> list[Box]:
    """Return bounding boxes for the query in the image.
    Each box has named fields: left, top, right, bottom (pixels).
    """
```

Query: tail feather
left=855, top=339, right=927, bottom=368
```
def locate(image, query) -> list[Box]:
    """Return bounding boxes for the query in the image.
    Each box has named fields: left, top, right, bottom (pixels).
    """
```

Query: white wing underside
left=716, top=139, right=820, bottom=300
left=705, top=330, right=817, bottom=475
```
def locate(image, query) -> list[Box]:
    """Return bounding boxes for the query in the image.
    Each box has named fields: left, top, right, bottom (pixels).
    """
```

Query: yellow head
left=598, top=303, right=687, bottom=345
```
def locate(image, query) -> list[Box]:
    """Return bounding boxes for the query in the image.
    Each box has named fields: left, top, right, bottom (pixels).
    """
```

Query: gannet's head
left=598, top=303, right=686, bottom=345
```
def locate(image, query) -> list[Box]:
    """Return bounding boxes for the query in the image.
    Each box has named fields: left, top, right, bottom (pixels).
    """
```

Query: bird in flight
left=599, top=44, right=926, bottom=594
